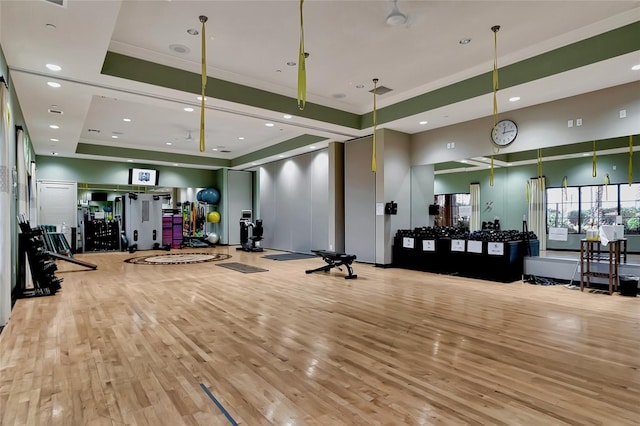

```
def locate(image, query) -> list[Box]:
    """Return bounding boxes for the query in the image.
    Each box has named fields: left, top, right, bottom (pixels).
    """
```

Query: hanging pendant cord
left=537, top=149, right=543, bottom=191
left=526, top=181, right=530, bottom=203
left=592, top=140, right=597, bottom=178
left=562, top=176, right=568, bottom=200
left=629, top=135, right=633, bottom=185
left=297, top=0, right=306, bottom=110
left=199, top=15, right=208, bottom=153
left=490, top=25, right=500, bottom=187
left=372, top=78, right=378, bottom=173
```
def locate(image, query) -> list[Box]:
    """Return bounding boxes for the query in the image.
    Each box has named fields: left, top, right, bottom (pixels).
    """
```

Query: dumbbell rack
left=16, top=217, right=63, bottom=299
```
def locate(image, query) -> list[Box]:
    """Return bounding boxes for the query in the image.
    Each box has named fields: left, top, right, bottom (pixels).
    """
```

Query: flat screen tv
left=128, top=168, right=160, bottom=186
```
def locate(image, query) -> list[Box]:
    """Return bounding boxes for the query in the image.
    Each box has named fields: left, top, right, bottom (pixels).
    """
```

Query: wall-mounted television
left=128, top=168, right=160, bottom=186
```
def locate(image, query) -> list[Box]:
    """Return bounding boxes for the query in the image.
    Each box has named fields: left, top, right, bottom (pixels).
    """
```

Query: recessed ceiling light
left=169, top=44, right=190, bottom=54
left=583, top=153, right=589, bottom=156
left=184, top=107, right=194, bottom=112
left=265, top=123, right=275, bottom=127
left=286, top=61, right=296, bottom=66
left=309, top=146, right=316, bottom=149
left=111, top=135, right=119, bottom=139
left=355, top=84, right=365, bottom=89
left=46, top=63, right=62, bottom=71
left=461, top=160, right=468, bottom=163
left=123, top=118, right=131, bottom=122
left=279, top=155, right=284, bottom=158
left=127, top=159, right=133, bottom=162
left=252, top=163, right=257, bottom=166
left=238, top=137, right=245, bottom=140
left=332, top=93, right=346, bottom=99
left=419, top=121, right=428, bottom=125
left=197, top=96, right=207, bottom=101
left=459, top=38, right=472, bottom=45
left=49, top=124, right=59, bottom=129
left=173, top=163, right=179, bottom=166
left=283, top=114, right=292, bottom=119
left=187, top=28, right=199, bottom=36
left=47, top=82, right=61, bottom=88
left=509, top=96, right=521, bottom=102
left=51, top=152, right=58, bottom=155
left=50, top=138, right=59, bottom=142
left=632, top=64, right=640, bottom=71
left=507, top=163, right=513, bottom=166
left=166, top=142, right=172, bottom=145
left=212, top=148, right=218, bottom=151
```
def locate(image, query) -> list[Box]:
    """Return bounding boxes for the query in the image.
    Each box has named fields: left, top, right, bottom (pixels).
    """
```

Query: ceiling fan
left=386, top=0, right=408, bottom=26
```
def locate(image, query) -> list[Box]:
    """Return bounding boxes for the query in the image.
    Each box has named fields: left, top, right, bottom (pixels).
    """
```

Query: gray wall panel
left=259, top=150, right=328, bottom=253
left=311, top=151, right=329, bottom=251
left=227, top=170, right=253, bottom=245
left=345, top=137, right=376, bottom=263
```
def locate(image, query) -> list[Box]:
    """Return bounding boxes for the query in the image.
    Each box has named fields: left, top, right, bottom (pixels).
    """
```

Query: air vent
left=220, top=150, right=231, bottom=153
left=47, top=108, right=63, bottom=115
left=43, top=0, right=66, bottom=7
left=369, top=86, right=393, bottom=95
left=87, top=129, right=101, bottom=133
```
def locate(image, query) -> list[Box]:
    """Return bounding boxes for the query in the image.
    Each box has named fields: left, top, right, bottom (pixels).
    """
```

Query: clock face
left=491, top=119, right=518, bottom=147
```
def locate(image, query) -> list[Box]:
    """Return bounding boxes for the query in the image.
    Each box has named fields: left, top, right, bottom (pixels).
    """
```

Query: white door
left=37, top=180, right=77, bottom=245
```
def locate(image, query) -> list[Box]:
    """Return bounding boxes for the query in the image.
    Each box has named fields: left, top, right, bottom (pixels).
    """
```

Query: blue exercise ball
left=196, top=189, right=204, bottom=202
left=201, top=188, right=220, bottom=205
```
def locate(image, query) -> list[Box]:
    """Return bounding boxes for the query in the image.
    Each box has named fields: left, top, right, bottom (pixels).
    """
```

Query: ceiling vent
left=87, top=128, right=101, bottom=133
left=43, top=0, right=66, bottom=7
left=220, top=150, right=231, bottom=153
left=369, top=86, right=393, bottom=95
left=47, top=108, right=63, bottom=115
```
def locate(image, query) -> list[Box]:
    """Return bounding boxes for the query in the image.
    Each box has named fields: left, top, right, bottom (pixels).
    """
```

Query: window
left=580, top=185, right=618, bottom=228
left=620, top=184, right=640, bottom=233
left=547, top=187, right=579, bottom=233
left=547, top=183, right=640, bottom=235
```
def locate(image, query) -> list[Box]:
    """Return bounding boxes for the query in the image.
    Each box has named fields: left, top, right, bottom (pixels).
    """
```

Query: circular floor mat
left=125, top=252, right=231, bottom=265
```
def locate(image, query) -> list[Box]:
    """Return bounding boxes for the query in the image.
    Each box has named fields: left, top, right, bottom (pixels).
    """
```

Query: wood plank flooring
left=1, top=247, right=639, bottom=425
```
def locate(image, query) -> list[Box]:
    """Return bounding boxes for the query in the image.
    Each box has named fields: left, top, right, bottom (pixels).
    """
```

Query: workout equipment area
left=237, top=210, right=264, bottom=252
left=16, top=216, right=97, bottom=299
left=306, top=250, right=358, bottom=279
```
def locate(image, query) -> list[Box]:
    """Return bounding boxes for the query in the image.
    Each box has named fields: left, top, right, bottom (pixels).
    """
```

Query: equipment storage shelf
left=392, top=228, right=539, bottom=283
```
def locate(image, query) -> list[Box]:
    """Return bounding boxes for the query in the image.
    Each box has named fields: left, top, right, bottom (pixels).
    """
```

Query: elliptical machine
left=237, top=211, right=264, bottom=252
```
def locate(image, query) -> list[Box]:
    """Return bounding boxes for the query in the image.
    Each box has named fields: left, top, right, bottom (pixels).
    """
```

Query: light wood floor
left=1, top=247, right=639, bottom=426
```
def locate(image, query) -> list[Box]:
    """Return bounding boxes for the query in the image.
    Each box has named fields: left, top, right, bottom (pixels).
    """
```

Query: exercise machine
left=237, top=210, right=264, bottom=252
left=122, top=193, right=163, bottom=251
left=305, top=250, right=357, bottom=279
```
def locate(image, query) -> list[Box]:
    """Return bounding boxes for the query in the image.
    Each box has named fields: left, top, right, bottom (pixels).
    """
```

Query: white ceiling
left=1, top=0, right=639, bottom=170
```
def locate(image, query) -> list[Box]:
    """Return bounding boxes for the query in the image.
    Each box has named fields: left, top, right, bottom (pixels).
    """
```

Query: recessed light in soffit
left=169, top=44, right=190, bottom=54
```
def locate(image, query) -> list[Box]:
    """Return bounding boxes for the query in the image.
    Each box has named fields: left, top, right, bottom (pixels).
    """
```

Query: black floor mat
left=217, top=262, right=269, bottom=273
left=262, top=253, right=315, bottom=261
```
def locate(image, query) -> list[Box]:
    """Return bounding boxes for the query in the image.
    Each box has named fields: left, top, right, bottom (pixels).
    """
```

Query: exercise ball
left=207, top=211, right=221, bottom=223
left=196, top=189, right=204, bottom=202
left=206, top=233, right=219, bottom=244
left=201, top=188, right=220, bottom=205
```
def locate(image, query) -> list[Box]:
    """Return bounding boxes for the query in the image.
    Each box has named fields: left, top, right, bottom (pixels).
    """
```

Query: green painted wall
left=36, top=156, right=218, bottom=189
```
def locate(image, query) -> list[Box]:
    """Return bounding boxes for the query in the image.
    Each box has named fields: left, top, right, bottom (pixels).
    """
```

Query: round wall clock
left=491, top=119, right=518, bottom=147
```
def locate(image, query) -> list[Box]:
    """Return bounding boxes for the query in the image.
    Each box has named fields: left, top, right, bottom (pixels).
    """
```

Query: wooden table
left=579, top=239, right=621, bottom=295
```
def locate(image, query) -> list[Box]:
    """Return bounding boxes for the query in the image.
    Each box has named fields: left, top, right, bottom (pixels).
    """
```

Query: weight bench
left=306, top=250, right=357, bottom=279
